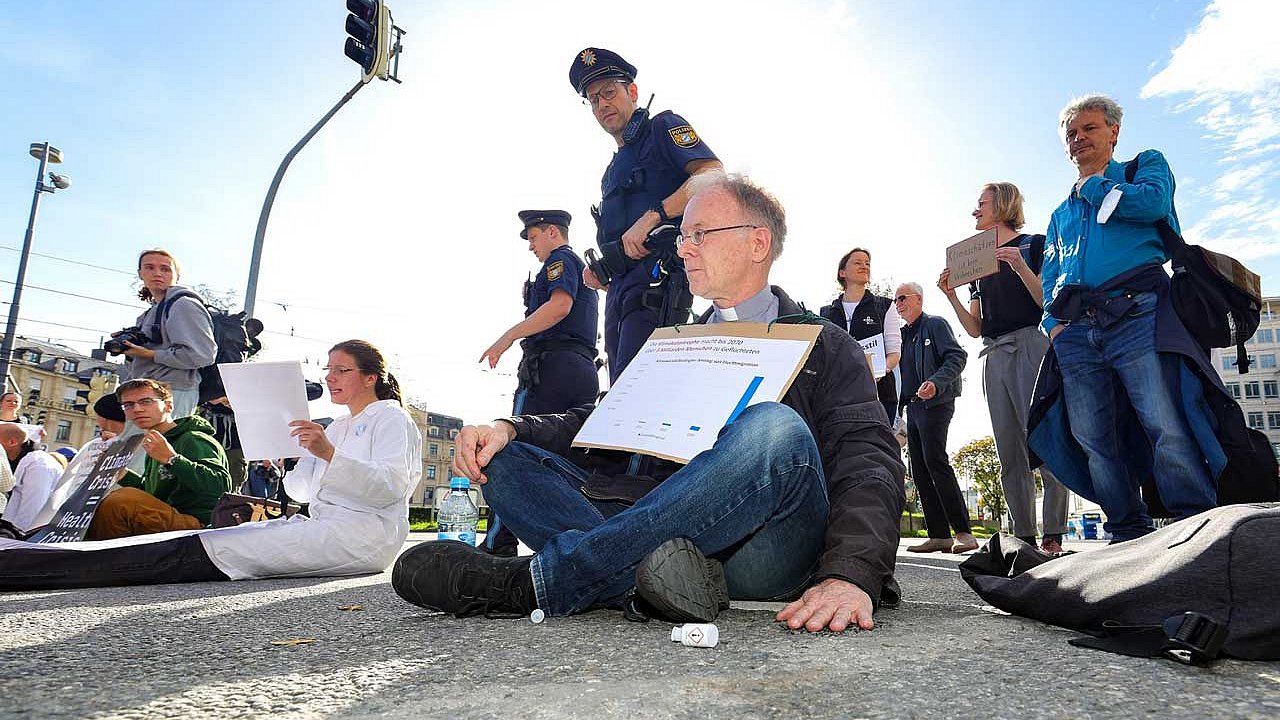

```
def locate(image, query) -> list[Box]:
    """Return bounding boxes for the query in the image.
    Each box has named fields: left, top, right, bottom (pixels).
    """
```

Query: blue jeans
left=481, top=402, right=829, bottom=615
left=1053, top=291, right=1216, bottom=541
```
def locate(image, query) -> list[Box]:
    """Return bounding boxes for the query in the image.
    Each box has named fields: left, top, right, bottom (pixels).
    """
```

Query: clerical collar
left=709, top=285, right=778, bottom=324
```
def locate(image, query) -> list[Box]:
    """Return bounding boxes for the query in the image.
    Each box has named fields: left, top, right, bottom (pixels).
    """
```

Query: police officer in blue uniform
left=571, top=47, right=723, bottom=384
left=479, top=210, right=600, bottom=556
left=481, top=210, right=600, bottom=414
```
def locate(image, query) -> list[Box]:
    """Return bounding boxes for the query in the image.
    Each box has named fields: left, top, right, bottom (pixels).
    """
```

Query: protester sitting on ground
left=20, top=394, right=128, bottom=534
left=820, top=248, right=902, bottom=422
left=896, top=283, right=975, bottom=554
left=937, top=183, right=1070, bottom=554
left=393, top=175, right=906, bottom=633
left=0, top=424, right=65, bottom=534
left=83, top=379, right=232, bottom=540
left=0, top=339, right=422, bottom=590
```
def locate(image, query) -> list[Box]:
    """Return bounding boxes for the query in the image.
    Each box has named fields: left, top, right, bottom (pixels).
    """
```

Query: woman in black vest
left=937, top=182, right=1070, bottom=554
left=820, top=248, right=901, bottom=422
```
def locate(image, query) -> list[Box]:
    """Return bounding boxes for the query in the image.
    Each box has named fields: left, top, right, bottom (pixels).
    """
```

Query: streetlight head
left=29, top=144, right=63, bottom=164
left=48, top=173, right=72, bottom=190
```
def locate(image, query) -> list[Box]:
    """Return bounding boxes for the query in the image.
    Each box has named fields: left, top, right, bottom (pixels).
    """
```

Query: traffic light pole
left=0, top=143, right=54, bottom=389
left=242, top=79, right=367, bottom=319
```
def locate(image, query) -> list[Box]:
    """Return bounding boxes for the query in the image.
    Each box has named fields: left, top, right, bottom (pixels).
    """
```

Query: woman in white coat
left=0, top=339, right=422, bottom=589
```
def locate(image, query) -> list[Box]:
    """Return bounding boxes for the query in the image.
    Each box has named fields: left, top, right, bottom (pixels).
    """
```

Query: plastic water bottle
left=437, top=477, right=479, bottom=546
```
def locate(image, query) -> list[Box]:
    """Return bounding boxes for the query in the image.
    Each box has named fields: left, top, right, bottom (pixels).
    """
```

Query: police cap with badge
left=518, top=210, right=572, bottom=240
left=569, top=47, right=637, bottom=96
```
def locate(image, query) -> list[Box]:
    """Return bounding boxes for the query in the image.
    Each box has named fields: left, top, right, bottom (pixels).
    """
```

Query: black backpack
left=154, top=289, right=263, bottom=403
left=1125, top=156, right=1262, bottom=372
left=960, top=504, right=1280, bottom=663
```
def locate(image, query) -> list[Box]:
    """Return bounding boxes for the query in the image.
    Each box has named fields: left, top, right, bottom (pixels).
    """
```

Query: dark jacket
left=900, top=312, right=967, bottom=408
left=120, top=414, right=232, bottom=525
left=1028, top=265, right=1278, bottom=510
left=505, top=286, right=907, bottom=607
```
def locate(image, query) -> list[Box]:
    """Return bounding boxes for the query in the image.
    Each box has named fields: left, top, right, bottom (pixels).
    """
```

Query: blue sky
left=2, top=0, right=1276, bottom=447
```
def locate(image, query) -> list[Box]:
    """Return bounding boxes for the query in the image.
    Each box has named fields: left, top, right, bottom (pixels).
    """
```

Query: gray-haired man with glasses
left=395, top=175, right=905, bottom=634
left=895, top=284, right=973, bottom=554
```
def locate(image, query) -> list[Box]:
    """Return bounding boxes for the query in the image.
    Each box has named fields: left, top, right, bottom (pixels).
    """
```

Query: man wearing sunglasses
left=396, top=176, right=905, bottom=634
left=895, top=284, right=974, bottom=554
left=84, top=379, right=232, bottom=540
left=568, top=47, right=723, bottom=385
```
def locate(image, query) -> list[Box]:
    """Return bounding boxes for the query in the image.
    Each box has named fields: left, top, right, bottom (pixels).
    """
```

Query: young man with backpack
left=1036, top=95, right=1225, bottom=541
left=115, top=249, right=216, bottom=419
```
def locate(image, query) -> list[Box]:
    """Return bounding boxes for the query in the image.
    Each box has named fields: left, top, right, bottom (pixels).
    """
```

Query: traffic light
left=74, top=388, right=90, bottom=414
left=344, top=0, right=390, bottom=83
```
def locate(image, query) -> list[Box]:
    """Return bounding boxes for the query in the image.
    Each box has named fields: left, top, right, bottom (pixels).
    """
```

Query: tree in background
left=953, top=436, right=1004, bottom=523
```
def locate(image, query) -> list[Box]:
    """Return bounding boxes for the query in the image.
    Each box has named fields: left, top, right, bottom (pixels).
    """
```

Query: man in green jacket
left=86, top=378, right=232, bottom=539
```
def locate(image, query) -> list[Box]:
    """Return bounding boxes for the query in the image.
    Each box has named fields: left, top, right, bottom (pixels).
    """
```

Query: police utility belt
left=517, top=338, right=597, bottom=389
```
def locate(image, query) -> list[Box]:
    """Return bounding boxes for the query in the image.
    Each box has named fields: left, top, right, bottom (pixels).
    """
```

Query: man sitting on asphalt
left=394, top=175, right=906, bottom=633
left=85, top=379, right=232, bottom=540
left=0, top=423, right=65, bottom=535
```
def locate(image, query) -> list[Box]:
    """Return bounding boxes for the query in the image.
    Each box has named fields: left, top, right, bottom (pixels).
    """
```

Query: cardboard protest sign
left=28, top=434, right=143, bottom=544
left=944, top=228, right=998, bottom=289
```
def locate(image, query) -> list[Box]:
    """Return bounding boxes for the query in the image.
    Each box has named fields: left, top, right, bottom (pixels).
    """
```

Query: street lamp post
left=0, top=143, right=70, bottom=390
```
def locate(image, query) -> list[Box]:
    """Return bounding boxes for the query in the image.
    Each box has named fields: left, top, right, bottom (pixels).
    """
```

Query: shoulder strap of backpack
left=1125, top=155, right=1189, bottom=259
left=1128, top=156, right=1250, bottom=372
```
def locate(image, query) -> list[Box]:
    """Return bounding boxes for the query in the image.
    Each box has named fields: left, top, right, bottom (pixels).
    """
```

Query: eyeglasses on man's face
left=675, top=224, right=760, bottom=249
left=583, top=81, right=628, bottom=107
left=894, top=293, right=920, bottom=304
left=120, top=397, right=164, bottom=411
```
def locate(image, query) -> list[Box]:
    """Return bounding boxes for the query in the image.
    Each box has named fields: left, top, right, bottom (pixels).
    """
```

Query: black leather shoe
left=392, top=540, right=536, bottom=618
left=634, top=538, right=730, bottom=623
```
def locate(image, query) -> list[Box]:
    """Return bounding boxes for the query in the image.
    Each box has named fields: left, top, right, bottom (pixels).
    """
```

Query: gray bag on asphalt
left=959, top=503, right=1280, bottom=661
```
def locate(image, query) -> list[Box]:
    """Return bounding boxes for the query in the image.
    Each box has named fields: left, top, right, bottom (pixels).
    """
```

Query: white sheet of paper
left=572, top=323, right=821, bottom=463
left=217, top=361, right=311, bottom=461
left=858, top=333, right=887, bottom=378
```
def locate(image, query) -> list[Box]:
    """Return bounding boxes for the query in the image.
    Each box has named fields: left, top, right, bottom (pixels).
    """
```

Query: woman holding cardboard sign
left=0, top=339, right=422, bottom=589
left=937, top=183, right=1069, bottom=554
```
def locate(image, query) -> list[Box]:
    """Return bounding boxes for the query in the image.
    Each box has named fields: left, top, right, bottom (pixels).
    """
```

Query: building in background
left=1213, top=296, right=1280, bottom=460
left=406, top=405, right=468, bottom=509
left=1, top=336, right=122, bottom=453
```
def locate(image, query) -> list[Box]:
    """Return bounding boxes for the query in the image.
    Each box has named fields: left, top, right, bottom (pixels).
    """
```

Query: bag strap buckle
left=1162, top=612, right=1227, bottom=666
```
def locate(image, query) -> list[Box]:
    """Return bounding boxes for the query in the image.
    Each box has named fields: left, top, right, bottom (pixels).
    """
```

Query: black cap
left=518, top=210, right=572, bottom=240
left=569, top=47, right=636, bottom=96
left=94, top=393, right=126, bottom=423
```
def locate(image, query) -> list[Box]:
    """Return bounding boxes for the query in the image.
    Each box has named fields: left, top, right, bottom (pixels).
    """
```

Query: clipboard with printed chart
left=571, top=322, right=822, bottom=463
left=944, top=228, right=999, bottom=289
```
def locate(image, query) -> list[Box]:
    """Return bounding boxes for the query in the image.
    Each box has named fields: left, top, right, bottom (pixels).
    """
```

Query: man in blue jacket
left=1040, top=95, right=1215, bottom=541
left=895, top=283, right=973, bottom=553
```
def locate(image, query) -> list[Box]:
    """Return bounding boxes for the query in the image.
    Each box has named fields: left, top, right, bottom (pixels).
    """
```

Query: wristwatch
left=650, top=201, right=670, bottom=223
left=164, top=454, right=179, bottom=466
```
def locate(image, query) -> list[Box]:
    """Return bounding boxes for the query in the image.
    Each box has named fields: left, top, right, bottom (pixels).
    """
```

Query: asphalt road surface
left=1, top=537, right=1276, bottom=719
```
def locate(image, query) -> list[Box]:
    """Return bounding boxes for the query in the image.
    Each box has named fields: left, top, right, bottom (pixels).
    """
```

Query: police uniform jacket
left=597, top=110, right=717, bottom=247
left=525, top=245, right=598, bottom=351
left=504, top=286, right=907, bottom=608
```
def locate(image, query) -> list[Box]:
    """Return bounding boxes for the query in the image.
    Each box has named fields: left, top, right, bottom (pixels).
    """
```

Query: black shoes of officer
left=392, top=540, right=536, bottom=618
left=634, top=537, right=730, bottom=623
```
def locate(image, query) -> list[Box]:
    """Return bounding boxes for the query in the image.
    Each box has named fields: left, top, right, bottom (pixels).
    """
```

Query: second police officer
left=480, top=210, right=600, bottom=415
left=570, top=47, right=724, bottom=383
left=479, top=210, right=600, bottom=557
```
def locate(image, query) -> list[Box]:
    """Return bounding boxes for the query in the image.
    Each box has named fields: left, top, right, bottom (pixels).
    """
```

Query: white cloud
left=1142, top=0, right=1280, bottom=259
